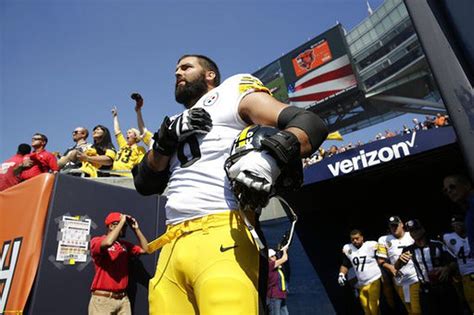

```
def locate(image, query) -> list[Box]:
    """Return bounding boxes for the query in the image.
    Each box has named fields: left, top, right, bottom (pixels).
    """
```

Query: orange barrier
left=0, top=174, right=55, bottom=314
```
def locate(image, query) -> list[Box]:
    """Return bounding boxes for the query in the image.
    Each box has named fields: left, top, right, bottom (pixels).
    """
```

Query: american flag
left=287, top=55, right=357, bottom=108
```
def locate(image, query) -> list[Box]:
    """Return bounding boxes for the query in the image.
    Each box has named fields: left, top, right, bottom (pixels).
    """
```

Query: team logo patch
left=203, top=92, right=219, bottom=106
left=450, top=239, right=456, bottom=245
left=387, top=241, right=392, bottom=248
left=296, top=49, right=315, bottom=70
left=348, top=249, right=352, bottom=255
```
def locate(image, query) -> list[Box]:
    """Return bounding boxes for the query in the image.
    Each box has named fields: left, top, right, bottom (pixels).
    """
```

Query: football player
left=338, top=229, right=382, bottom=315
left=443, top=215, right=474, bottom=313
left=377, top=216, right=420, bottom=314
left=132, top=55, right=328, bottom=314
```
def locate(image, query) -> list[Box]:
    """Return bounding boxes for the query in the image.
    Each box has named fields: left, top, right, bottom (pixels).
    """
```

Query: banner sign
left=55, top=216, right=91, bottom=263
left=304, top=127, right=457, bottom=185
left=0, top=174, right=55, bottom=314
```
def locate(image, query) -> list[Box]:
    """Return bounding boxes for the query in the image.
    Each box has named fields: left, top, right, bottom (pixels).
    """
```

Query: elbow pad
left=132, top=156, right=170, bottom=196
left=277, top=106, right=328, bottom=152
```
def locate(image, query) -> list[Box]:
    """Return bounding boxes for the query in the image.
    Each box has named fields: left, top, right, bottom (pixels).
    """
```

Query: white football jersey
left=165, top=74, right=270, bottom=225
left=443, top=232, right=474, bottom=276
left=343, top=241, right=381, bottom=287
left=377, top=233, right=418, bottom=286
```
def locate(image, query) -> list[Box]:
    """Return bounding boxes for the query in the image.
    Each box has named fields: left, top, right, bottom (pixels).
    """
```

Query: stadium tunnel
left=284, top=134, right=466, bottom=314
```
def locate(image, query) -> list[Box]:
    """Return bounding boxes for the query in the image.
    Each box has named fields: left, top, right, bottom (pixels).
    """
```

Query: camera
left=126, top=216, right=134, bottom=225
left=130, top=93, right=142, bottom=101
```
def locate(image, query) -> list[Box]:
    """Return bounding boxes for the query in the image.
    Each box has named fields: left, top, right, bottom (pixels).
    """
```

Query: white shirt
left=377, top=233, right=418, bottom=286
left=343, top=241, right=381, bottom=288
left=165, top=74, right=270, bottom=225
left=443, top=232, right=474, bottom=276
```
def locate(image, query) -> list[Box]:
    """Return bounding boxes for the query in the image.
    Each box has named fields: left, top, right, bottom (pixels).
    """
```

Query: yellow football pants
left=463, top=274, right=474, bottom=312
left=394, top=282, right=421, bottom=315
left=148, top=211, right=259, bottom=315
left=358, top=278, right=381, bottom=315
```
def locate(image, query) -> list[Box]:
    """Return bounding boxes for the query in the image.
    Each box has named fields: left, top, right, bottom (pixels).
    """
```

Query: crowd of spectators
left=0, top=93, right=151, bottom=191
left=303, top=113, right=450, bottom=168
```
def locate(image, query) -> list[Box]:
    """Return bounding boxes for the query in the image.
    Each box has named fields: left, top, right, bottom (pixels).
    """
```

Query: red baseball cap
left=105, top=212, right=121, bottom=226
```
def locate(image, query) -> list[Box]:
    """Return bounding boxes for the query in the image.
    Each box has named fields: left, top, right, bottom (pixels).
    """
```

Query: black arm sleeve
left=341, top=254, right=352, bottom=268
left=132, top=154, right=170, bottom=196
left=277, top=106, right=328, bottom=152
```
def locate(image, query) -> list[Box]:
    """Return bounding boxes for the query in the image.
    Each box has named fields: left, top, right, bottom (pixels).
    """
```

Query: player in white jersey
left=133, top=55, right=328, bottom=315
left=338, top=229, right=382, bottom=315
left=443, top=215, right=474, bottom=312
left=377, top=216, right=420, bottom=315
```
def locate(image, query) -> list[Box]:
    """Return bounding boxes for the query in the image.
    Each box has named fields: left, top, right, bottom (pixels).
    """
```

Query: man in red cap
left=88, top=212, right=149, bottom=315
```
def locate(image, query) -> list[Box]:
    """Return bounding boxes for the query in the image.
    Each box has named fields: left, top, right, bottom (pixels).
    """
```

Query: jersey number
left=116, top=148, right=132, bottom=164
left=177, top=135, right=201, bottom=168
left=352, top=256, right=367, bottom=272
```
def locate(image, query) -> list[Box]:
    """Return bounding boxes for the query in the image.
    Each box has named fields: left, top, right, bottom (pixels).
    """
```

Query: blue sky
left=1, top=0, right=424, bottom=161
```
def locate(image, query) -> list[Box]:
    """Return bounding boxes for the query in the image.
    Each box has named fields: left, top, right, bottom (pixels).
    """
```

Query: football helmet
left=224, top=125, right=303, bottom=210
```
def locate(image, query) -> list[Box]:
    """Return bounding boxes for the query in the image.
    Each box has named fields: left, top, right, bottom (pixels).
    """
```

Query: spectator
left=89, top=212, right=149, bottom=315
left=78, top=125, right=116, bottom=177
left=423, top=115, right=435, bottom=129
left=377, top=216, right=420, bottom=315
left=338, top=229, right=382, bottom=315
left=384, top=130, right=396, bottom=138
left=18, top=133, right=59, bottom=181
left=412, top=118, right=424, bottom=131
left=0, top=143, right=31, bottom=191
left=395, top=219, right=459, bottom=315
left=402, top=124, right=412, bottom=134
left=132, top=93, right=153, bottom=150
left=442, top=215, right=474, bottom=313
left=58, top=127, right=92, bottom=171
left=326, top=145, right=338, bottom=158
left=267, top=247, right=289, bottom=315
left=110, top=107, right=146, bottom=177
left=434, top=113, right=447, bottom=128
left=443, top=174, right=474, bottom=259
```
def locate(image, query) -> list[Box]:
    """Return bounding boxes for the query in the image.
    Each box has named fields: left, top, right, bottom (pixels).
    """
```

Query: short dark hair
left=350, top=229, right=363, bottom=237
left=178, top=54, right=220, bottom=86
left=34, top=133, right=48, bottom=145
left=17, top=143, right=31, bottom=155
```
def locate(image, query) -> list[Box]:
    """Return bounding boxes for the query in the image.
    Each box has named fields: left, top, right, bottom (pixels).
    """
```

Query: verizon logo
left=327, top=132, right=417, bottom=176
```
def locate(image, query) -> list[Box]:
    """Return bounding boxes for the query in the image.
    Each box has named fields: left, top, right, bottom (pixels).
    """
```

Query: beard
left=175, top=72, right=208, bottom=107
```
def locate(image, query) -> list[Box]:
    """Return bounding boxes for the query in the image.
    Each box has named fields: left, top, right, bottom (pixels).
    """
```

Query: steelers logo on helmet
left=224, top=125, right=303, bottom=210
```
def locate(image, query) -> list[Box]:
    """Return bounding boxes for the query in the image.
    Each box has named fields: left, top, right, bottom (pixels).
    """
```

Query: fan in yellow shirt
left=110, top=106, right=147, bottom=177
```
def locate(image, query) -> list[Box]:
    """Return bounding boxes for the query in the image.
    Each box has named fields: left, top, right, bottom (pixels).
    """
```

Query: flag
left=327, top=131, right=343, bottom=141
left=287, top=55, right=357, bottom=108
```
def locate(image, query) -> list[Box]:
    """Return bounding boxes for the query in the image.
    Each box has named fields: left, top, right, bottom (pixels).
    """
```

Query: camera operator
left=89, top=212, right=149, bottom=315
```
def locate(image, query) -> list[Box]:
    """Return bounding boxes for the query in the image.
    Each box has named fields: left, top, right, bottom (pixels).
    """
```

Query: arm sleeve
left=142, top=129, right=153, bottom=147
left=342, top=254, right=352, bottom=268
left=48, top=153, right=59, bottom=171
left=132, top=156, right=170, bottom=196
left=116, top=132, right=127, bottom=149
left=105, top=149, right=116, bottom=160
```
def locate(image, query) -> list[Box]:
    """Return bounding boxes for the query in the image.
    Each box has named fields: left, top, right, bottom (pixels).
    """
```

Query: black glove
left=153, top=107, right=212, bottom=156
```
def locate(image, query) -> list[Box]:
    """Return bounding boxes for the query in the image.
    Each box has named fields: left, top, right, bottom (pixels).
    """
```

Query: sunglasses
left=32, top=137, right=43, bottom=141
left=72, top=130, right=82, bottom=134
